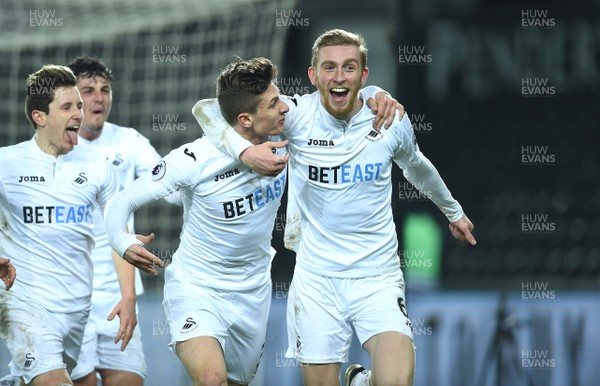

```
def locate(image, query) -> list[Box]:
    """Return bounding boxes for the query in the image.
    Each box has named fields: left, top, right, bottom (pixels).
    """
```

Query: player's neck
left=34, top=134, right=62, bottom=157
left=234, top=126, right=266, bottom=145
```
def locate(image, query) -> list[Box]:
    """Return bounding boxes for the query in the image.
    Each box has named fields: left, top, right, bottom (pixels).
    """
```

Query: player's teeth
left=331, top=88, right=347, bottom=92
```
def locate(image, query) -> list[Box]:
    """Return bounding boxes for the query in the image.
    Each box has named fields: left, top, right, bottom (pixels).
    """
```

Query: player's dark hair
left=216, top=57, right=277, bottom=126
left=311, top=29, right=368, bottom=70
left=67, top=56, right=115, bottom=81
left=24, top=64, right=77, bottom=129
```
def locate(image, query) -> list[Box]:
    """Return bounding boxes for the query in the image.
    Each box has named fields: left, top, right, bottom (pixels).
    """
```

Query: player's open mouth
left=92, top=107, right=104, bottom=115
left=330, top=88, right=349, bottom=103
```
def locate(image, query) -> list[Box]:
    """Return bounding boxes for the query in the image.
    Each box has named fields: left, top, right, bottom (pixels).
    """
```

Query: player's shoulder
left=157, top=137, right=234, bottom=184
left=103, top=122, right=148, bottom=142
left=0, top=140, right=29, bottom=157
left=68, top=142, right=111, bottom=166
left=164, top=137, right=228, bottom=168
left=284, top=92, right=319, bottom=109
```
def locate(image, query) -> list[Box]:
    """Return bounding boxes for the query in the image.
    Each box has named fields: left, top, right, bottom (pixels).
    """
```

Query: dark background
left=270, top=0, right=599, bottom=290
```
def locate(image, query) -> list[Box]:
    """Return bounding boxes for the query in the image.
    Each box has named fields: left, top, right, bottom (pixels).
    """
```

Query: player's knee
left=372, top=372, right=414, bottom=386
left=190, top=370, right=227, bottom=386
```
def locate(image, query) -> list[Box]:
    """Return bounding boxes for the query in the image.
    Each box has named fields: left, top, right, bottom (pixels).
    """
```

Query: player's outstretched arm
left=105, top=176, right=166, bottom=275
left=0, top=257, right=16, bottom=290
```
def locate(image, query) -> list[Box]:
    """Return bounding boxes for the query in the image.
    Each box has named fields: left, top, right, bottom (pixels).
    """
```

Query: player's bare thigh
left=30, top=368, right=72, bottom=386
left=98, top=369, right=143, bottom=386
left=363, top=331, right=415, bottom=386
left=176, top=336, right=229, bottom=386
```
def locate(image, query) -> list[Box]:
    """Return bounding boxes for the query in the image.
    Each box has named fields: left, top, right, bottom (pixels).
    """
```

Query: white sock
left=351, top=369, right=371, bottom=386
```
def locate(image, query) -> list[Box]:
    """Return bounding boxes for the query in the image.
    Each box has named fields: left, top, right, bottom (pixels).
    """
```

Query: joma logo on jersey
left=18, top=176, right=46, bottom=183
left=307, top=138, right=335, bottom=146
left=214, top=168, right=241, bottom=182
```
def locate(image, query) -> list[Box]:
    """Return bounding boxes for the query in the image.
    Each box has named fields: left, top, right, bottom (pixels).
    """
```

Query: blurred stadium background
left=1, top=0, right=598, bottom=385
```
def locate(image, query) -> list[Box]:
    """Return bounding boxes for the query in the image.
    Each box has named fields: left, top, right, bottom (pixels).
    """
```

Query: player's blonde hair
left=311, top=29, right=368, bottom=69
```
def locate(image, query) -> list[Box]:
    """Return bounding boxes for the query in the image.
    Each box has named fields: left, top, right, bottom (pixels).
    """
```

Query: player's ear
left=31, top=110, right=47, bottom=128
left=237, top=113, right=253, bottom=128
left=308, top=66, right=317, bottom=86
left=360, top=66, right=369, bottom=87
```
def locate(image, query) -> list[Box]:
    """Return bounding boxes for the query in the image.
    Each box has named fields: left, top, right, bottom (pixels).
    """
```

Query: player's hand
left=123, top=233, right=163, bottom=275
left=367, top=92, right=405, bottom=131
left=107, top=294, right=137, bottom=351
left=240, top=140, right=290, bottom=177
left=449, top=215, right=477, bottom=246
left=0, top=257, right=16, bottom=291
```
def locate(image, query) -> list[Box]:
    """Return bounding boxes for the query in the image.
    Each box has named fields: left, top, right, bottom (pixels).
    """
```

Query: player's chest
left=5, top=160, right=100, bottom=204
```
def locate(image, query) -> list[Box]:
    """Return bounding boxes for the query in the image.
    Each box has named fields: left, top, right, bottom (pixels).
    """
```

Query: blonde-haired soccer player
left=194, top=29, right=476, bottom=386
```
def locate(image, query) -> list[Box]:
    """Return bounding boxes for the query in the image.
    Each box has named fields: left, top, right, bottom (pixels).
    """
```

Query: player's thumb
left=107, top=308, right=118, bottom=321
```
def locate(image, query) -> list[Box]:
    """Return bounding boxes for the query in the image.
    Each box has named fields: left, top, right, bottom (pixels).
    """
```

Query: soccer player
left=104, top=57, right=289, bottom=386
left=66, top=56, right=181, bottom=386
left=193, top=29, right=476, bottom=386
left=0, top=65, right=120, bottom=386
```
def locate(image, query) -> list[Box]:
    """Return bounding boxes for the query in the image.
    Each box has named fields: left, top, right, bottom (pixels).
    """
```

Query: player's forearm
left=112, top=248, right=136, bottom=300
left=403, top=153, right=464, bottom=222
left=105, top=176, right=165, bottom=256
left=192, top=98, right=252, bottom=159
left=360, top=85, right=388, bottom=98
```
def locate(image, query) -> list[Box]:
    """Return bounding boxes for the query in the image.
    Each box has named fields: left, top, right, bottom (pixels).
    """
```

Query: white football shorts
left=0, top=289, right=88, bottom=384
left=162, top=266, right=271, bottom=384
left=285, top=266, right=413, bottom=363
left=70, top=292, right=146, bottom=380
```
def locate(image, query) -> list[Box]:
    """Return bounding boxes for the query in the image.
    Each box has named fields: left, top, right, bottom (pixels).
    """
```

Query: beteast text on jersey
left=308, top=162, right=383, bottom=184
left=222, top=173, right=285, bottom=219
left=22, top=204, right=92, bottom=224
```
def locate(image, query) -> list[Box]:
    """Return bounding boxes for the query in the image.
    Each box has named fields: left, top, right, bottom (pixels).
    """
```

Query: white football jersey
left=78, top=122, right=162, bottom=296
left=194, top=88, right=464, bottom=278
left=108, top=137, right=286, bottom=291
left=282, top=92, right=432, bottom=277
left=0, top=137, right=118, bottom=312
